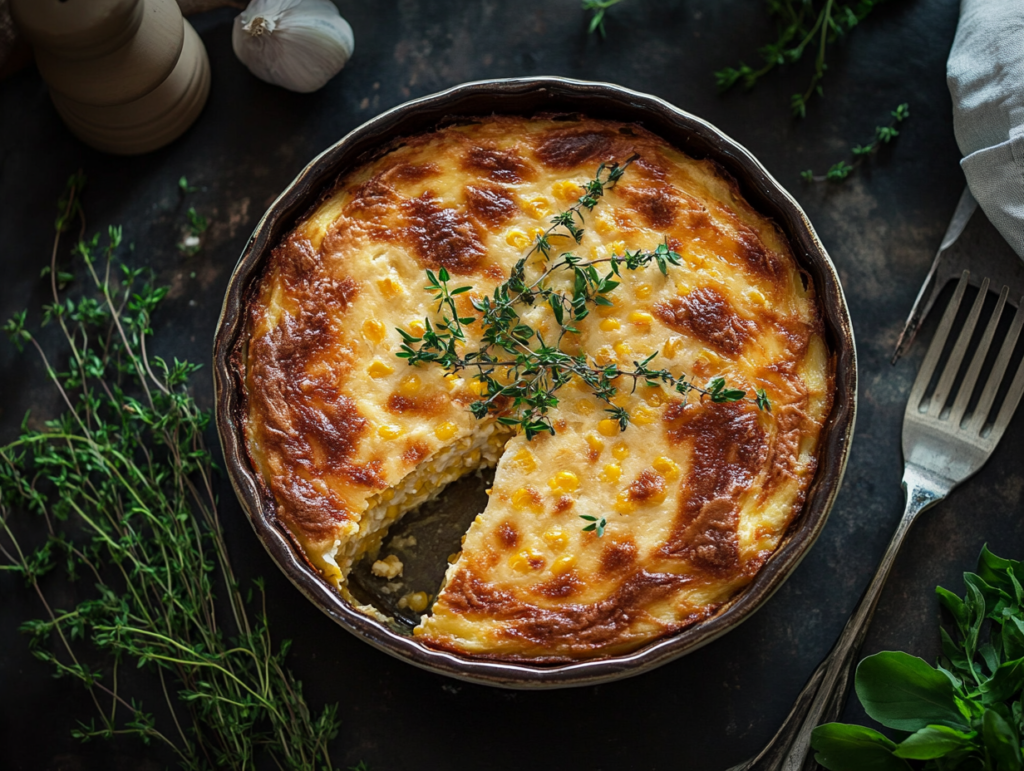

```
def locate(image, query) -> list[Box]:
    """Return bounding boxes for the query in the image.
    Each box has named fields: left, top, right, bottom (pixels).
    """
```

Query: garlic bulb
left=232, top=0, right=354, bottom=93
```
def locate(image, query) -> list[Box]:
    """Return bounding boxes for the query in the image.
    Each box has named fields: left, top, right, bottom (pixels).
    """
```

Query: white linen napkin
left=948, top=0, right=1024, bottom=259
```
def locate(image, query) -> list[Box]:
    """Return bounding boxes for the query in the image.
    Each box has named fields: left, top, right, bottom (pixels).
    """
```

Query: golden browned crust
left=242, top=115, right=835, bottom=660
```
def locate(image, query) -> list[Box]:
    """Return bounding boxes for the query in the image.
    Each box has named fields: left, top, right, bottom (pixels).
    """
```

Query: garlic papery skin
left=232, top=0, right=354, bottom=94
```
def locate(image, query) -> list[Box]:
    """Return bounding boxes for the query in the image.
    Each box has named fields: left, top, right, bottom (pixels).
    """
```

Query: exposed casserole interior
left=243, top=115, right=834, bottom=660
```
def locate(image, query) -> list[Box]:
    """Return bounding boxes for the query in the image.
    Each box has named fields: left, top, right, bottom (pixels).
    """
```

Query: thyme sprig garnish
left=715, top=0, right=890, bottom=118
left=801, top=103, right=910, bottom=182
left=0, top=174, right=340, bottom=769
left=582, top=0, right=625, bottom=38
left=396, top=161, right=771, bottom=441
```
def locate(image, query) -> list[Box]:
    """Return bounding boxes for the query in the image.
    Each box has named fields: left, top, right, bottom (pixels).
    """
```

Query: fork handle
left=732, top=464, right=950, bottom=771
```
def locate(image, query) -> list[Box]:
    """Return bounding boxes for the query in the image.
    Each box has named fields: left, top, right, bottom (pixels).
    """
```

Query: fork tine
left=908, top=271, right=970, bottom=413
left=969, top=296, right=1024, bottom=437
left=928, top=276, right=989, bottom=417
left=988, top=338, right=1024, bottom=444
left=950, top=284, right=1008, bottom=425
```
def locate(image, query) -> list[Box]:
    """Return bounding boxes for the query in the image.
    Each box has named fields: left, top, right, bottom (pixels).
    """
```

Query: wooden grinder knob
left=11, top=0, right=211, bottom=155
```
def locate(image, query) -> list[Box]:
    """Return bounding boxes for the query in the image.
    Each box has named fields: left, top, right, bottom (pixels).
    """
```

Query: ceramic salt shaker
left=10, top=0, right=210, bottom=155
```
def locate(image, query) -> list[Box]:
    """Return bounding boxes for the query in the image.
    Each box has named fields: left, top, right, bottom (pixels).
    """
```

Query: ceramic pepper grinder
left=10, top=0, right=210, bottom=155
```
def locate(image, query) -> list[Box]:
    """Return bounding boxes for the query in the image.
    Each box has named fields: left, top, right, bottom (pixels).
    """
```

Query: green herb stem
left=801, top=103, right=910, bottom=182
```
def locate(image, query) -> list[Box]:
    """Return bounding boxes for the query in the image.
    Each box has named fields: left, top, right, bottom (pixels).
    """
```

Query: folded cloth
left=948, top=0, right=1024, bottom=259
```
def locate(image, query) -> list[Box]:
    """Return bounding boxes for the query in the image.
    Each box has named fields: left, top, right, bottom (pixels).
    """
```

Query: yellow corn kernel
left=405, top=591, right=429, bottom=613
left=633, top=406, right=656, bottom=425
left=381, top=488, right=395, bottom=502
left=600, top=318, right=621, bottom=332
left=644, top=389, right=665, bottom=407
left=576, top=398, right=595, bottom=415
left=511, top=487, right=542, bottom=512
left=386, top=505, right=400, bottom=518
left=594, top=345, right=615, bottom=366
left=746, top=288, right=767, bottom=306
left=548, top=471, right=580, bottom=494
left=378, top=276, right=404, bottom=298
left=408, top=319, right=426, bottom=337
left=378, top=423, right=403, bottom=439
left=505, top=229, right=530, bottom=250
left=596, top=298, right=616, bottom=317
left=509, top=548, right=545, bottom=572
left=615, top=491, right=636, bottom=514
left=551, top=554, right=576, bottom=575
left=399, top=374, right=421, bottom=395
left=629, top=311, right=654, bottom=326
left=511, top=448, right=537, bottom=472
left=543, top=526, right=569, bottom=550
left=368, top=360, right=394, bottom=378
left=635, top=283, right=652, bottom=300
left=552, top=180, right=583, bottom=202
left=434, top=421, right=458, bottom=441
left=653, top=456, right=680, bottom=480
left=362, top=318, right=386, bottom=343
left=676, top=281, right=692, bottom=297
left=444, top=373, right=462, bottom=391
left=525, top=196, right=551, bottom=219
left=585, top=434, right=605, bottom=454
left=598, top=418, right=620, bottom=437
left=663, top=335, right=683, bottom=359
left=614, top=341, right=632, bottom=360
left=593, top=211, right=615, bottom=235
left=468, top=379, right=488, bottom=397
left=609, top=240, right=626, bottom=256
left=611, top=443, right=629, bottom=461
left=698, top=348, right=722, bottom=367
left=600, top=463, right=622, bottom=484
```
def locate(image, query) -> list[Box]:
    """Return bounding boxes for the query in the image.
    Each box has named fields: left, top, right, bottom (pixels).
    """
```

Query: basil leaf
left=965, top=579, right=987, bottom=659
left=893, top=724, right=976, bottom=759
left=979, top=545, right=1024, bottom=591
left=983, top=708, right=1023, bottom=771
left=940, top=628, right=972, bottom=677
left=966, top=572, right=1012, bottom=623
left=1006, top=618, right=1024, bottom=662
left=856, top=651, right=968, bottom=731
left=938, top=585, right=968, bottom=636
left=980, top=642, right=1002, bottom=676
left=810, top=723, right=910, bottom=771
left=983, top=658, right=1024, bottom=705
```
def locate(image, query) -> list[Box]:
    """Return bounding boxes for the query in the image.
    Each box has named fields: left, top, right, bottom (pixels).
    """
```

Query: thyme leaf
left=582, top=0, right=625, bottom=38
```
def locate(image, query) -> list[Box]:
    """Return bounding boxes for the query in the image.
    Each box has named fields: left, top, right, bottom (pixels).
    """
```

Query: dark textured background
left=2, top=1, right=1023, bottom=770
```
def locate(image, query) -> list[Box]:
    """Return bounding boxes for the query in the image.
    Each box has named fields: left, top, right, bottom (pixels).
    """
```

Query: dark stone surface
left=1, top=1, right=1021, bottom=769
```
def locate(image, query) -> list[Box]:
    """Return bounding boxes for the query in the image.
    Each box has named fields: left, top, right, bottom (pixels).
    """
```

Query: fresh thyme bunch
left=397, top=160, right=770, bottom=440
left=0, top=175, right=340, bottom=770
left=716, top=0, right=891, bottom=118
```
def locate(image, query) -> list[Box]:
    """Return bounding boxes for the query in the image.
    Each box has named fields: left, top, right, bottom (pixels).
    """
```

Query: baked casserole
left=242, top=115, right=834, bottom=661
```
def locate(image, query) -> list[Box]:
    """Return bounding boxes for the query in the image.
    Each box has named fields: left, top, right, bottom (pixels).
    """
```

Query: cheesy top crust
left=243, top=116, right=834, bottom=661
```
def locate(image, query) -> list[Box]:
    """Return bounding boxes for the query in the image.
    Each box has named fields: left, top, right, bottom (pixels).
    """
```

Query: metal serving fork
left=733, top=270, right=1024, bottom=771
